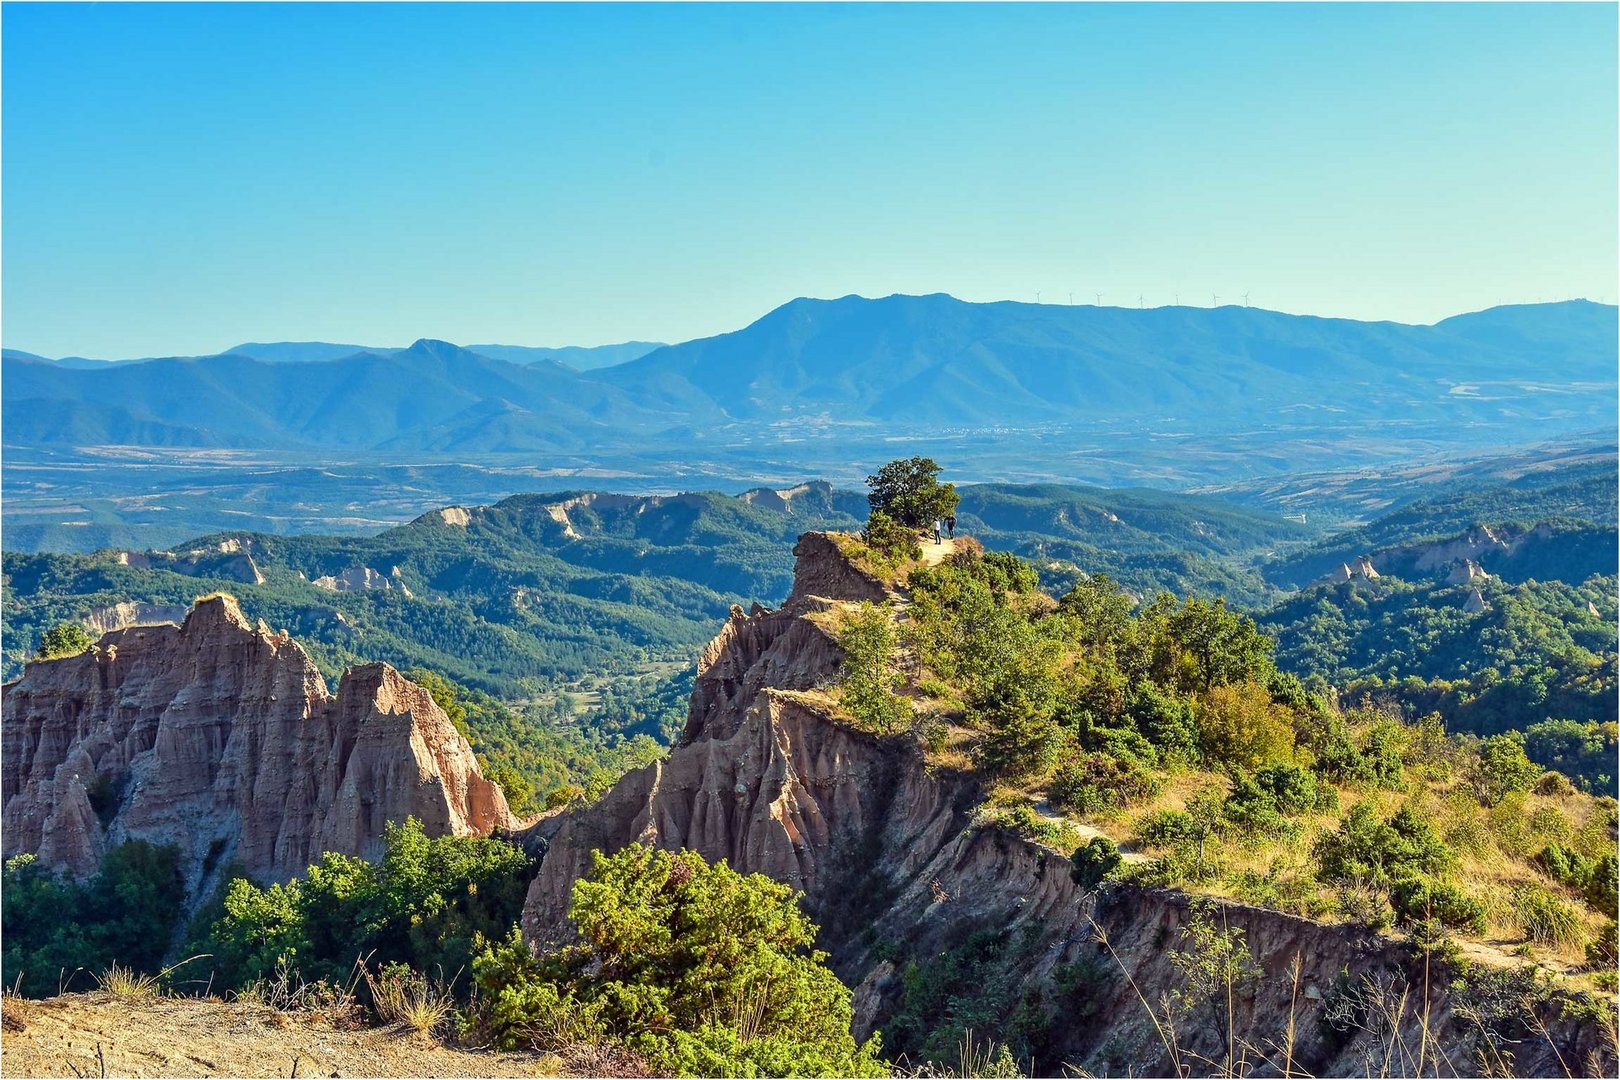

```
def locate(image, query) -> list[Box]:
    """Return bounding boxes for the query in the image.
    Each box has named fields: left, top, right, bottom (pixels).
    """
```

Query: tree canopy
left=866, top=457, right=959, bottom=529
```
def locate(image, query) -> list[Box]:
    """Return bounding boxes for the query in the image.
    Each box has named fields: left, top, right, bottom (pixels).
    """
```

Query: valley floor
left=0, top=993, right=581, bottom=1079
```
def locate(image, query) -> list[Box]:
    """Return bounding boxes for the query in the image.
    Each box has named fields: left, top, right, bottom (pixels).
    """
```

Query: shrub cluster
left=470, top=844, right=886, bottom=1077
left=190, top=818, right=534, bottom=991
left=2, top=842, right=185, bottom=997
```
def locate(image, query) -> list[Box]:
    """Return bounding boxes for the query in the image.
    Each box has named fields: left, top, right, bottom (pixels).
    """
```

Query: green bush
left=193, top=818, right=533, bottom=991
left=1194, top=681, right=1297, bottom=771
left=1313, top=804, right=1453, bottom=886
left=1471, top=733, right=1543, bottom=807
left=2, top=842, right=185, bottom=997
left=1135, top=809, right=1201, bottom=851
left=1534, top=844, right=1617, bottom=918
left=864, top=511, right=922, bottom=562
left=972, top=697, right=1065, bottom=782
left=1070, top=837, right=1124, bottom=891
left=1303, top=712, right=1405, bottom=789
left=1251, top=762, right=1335, bottom=814
left=980, top=551, right=1039, bottom=595
left=1125, top=682, right=1201, bottom=763
left=836, top=602, right=914, bottom=735
left=1389, top=876, right=1488, bottom=935
left=1048, top=752, right=1161, bottom=816
left=36, top=622, right=95, bottom=660
left=471, top=845, right=886, bottom=1077
left=1131, top=802, right=1222, bottom=883
left=1221, top=763, right=1336, bottom=845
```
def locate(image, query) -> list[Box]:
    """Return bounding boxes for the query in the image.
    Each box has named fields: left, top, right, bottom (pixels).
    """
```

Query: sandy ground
left=917, top=537, right=957, bottom=566
left=0, top=992, right=587, bottom=1078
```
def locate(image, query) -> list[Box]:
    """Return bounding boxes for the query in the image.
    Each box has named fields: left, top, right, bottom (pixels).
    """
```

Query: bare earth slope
left=1, top=595, right=515, bottom=892
left=0, top=993, right=572, bottom=1078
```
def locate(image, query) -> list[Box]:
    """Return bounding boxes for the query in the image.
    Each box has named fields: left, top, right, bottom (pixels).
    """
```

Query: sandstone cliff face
left=2, top=596, right=514, bottom=891
left=78, top=601, right=191, bottom=636
left=117, top=539, right=266, bottom=585
left=522, top=531, right=1610, bottom=1077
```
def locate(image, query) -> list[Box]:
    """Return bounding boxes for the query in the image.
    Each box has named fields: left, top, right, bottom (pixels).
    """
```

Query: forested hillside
left=1262, top=575, right=1617, bottom=789
left=1264, top=458, right=1617, bottom=586
left=1, top=481, right=1301, bottom=688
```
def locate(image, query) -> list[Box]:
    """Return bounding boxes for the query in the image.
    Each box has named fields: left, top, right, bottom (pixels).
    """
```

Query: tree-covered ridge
left=1, top=480, right=1304, bottom=688
left=1261, top=574, right=1618, bottom=781
left=1263, top=459, right=1618, bottom=587
left=828, top=543, right=1618, bottom=995
left=405, top=667, right=670, bottom=817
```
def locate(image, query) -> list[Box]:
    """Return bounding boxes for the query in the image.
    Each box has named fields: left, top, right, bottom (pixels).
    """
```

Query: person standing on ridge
left=932, top=518, right=943, bottom=544
left=945, top=514, right=956, bottom=540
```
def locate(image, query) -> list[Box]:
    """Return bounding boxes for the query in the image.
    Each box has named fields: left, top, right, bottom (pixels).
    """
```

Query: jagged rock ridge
left=2, top=595, right=515, bottom=892
left=521, top=531, right=1611, bottom=1076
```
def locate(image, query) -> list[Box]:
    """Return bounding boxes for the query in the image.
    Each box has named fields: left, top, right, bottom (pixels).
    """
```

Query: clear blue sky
left=4, top=2, right=1615, bottom=358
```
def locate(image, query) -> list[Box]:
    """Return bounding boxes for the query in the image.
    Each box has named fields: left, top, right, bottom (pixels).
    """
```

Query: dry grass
left=93, top=963, right=163, bottom=1000
left=363, top=965, right=458, bottom=1038
left=91, top=956, right=208, bottom=1001
left=1027, top=749, right=1614, bottom=965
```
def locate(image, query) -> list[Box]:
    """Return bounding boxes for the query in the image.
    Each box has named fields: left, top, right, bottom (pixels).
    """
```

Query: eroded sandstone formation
left=2, top=595, right=514, bottom=891
left=521, top=530, right=1611, bottom=1077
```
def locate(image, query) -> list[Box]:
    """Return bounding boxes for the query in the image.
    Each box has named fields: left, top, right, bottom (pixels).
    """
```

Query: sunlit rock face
left=2, top=595, right=514, bottom=893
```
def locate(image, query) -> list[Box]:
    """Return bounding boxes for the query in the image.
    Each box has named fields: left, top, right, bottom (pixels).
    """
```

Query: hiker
left=945, top=514, right=956, bottom=540
left=932, top=518, right=943, bottom=544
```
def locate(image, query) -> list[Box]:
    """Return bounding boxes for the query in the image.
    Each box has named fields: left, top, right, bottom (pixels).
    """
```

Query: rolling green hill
left=2, top=480, right=1302, bottom=696
left=1261, top=574, right=1618, bottom=764
left=1262, top=458, right=1618, bottom=587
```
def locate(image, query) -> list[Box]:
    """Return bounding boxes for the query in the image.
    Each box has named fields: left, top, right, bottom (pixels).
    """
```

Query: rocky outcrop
left=79, top=601, right=192, bottom=636
left=312, top=565, right=411, bottom=596
left=2, top=596, right=514, bottom=891
left=787, top=531, right=891, bottom=604
left=116, top=539, right=266, bottom=585
left=1465, top=588, right=1488, bottom=613
left=1405, top=525, right=1515, bottom=572
left=521, top=531, right=1610, bottom=1077
left=1446, top=558, right=1491, bottom=584
left=1311, top=556, right=1381, bottom=588
left=737, top=480, right=836, bottom=514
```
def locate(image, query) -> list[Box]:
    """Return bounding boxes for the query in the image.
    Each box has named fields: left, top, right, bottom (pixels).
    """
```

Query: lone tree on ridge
left=865, top=456, right=959, bottom=530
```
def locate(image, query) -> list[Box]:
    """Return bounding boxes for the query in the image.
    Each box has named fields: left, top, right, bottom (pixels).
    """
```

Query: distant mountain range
left=1, top=339, right=665, bottom=371
left=3, top=295, right=1614, bottom=454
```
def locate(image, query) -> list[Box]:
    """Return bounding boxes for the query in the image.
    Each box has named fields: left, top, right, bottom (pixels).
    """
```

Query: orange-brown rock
left=2, top=595, right=514, bottom=892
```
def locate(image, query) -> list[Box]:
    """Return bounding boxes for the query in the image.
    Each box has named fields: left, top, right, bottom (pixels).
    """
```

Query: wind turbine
left=1036, top=291, right=1042, bottom=304
left=1094, top=292, right=1103, bottom=306
left=1242, top=292, right=1250, bottom=307
left=1069, top=292, right=1074, bottom=305
left=1138, top=294, right=1144, bottom=308
left=1211, top=293, right=1219, bottom=307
